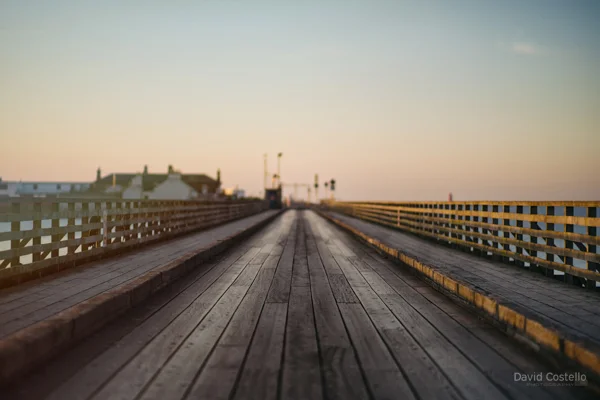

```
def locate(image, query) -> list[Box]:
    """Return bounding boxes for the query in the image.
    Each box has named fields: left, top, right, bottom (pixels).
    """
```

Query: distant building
left=0, top=177, right=90, bottom=198
left=89, top=165, right=222, bottom=200
left=0, top=178, right=15, bottom=197
left=265, top=188, right=282, bottom=209
left=222, top=187, right=246, bottom=200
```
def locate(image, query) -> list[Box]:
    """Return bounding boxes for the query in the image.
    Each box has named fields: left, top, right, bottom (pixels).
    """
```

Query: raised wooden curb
left=319, top=211, right=600, bottom=381
left=0, top=210, right=283, bottom=385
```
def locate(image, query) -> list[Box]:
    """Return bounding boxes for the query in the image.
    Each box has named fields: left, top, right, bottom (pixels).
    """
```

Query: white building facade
left=0, top=178, right=90, bottom=198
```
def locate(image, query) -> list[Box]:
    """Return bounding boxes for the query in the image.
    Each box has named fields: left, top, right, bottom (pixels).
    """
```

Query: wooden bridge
left=0, top=198, right=599, bottom=399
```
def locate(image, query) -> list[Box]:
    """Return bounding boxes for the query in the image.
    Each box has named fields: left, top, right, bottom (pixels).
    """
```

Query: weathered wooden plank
left=266, top=215, right=297, bottom=303
left=351, top=286, right=462, bottom=400
left=291, top=219, right=310, bottom=288
left=42, top=242, right=258, bottom=400
left=89, top=245, right=260, bottom=400
left=347, top=256, right=372, bottom=273
left=0, top=238, right=217, bottom=336
left=305, top=220, right=370, bottom=400
left=330, top=223, right=548, bottom=399
left=186, top=218, right=292, bottom=399
left=338, top=303, right=417, bottom=400
left=318, top=228, right=465, bottom=400
left=353, top=214, right=596, bottom=297
left=249, top=252, right=270, bottom=265
left=330, top=254, right=369, bottom=288
left=352, top=217, right=600, bottom=337
left=378, top=293, right=507, bottom=400
left=327, top=274, right=359, bottom=303
left=318, top=212, right=539, bottom=400
left=316, top=242, right=344, bottom=275
left=281, top=285, right=323, bottom=400
left=232, top=303, right=287, bottom=400
left=140, top=282, right=256, bottom=400
left=414, top=285, right=592, bottom=400
left=335, top=210, right=600, bottom=283
left=332, top=202, right=600, bottom=285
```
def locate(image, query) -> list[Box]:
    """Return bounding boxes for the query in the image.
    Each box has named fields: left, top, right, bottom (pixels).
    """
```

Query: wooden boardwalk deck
left=1, top=210, right=594, bottom=400
left=0, top=211, right=278, bottom=339
left=327, top=212, right=600, bottom=352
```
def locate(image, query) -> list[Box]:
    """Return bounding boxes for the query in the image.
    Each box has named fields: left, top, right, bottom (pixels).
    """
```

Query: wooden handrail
left=326, top=201, right=600, bottom=287
left=0, top=199, right=268, bottom=275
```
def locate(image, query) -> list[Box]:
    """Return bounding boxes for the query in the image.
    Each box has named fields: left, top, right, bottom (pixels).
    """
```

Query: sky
left=1, top=0, right=599, bottom=201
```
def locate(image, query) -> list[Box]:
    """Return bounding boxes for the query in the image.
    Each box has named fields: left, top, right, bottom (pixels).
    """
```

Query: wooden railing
left=0, top=198, right=268, bottom=280
left=326, top=201, right=600, bottom=287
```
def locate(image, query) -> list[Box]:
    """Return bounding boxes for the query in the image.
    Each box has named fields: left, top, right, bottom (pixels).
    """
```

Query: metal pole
left=102, top=209, right=108, bottom=247
left=314, top=174, right=319, bottom=203
left=277, top=153, right=282, bottom=188
left=263, top=154, right=268, bottom=192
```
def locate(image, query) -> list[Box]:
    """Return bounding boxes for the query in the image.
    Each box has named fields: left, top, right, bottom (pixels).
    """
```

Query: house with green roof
left=89, top=165, right=222, bottom=200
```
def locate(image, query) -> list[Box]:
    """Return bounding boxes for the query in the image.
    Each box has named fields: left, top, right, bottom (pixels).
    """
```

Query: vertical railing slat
left=587, top=206, right=598, bottom=289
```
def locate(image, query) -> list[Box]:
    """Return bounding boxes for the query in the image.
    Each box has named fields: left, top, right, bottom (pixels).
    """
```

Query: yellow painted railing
left=326, top=201, right=600, bottom=286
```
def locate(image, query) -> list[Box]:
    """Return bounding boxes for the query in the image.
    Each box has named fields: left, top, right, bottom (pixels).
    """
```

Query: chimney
left=96, top=168, right=101, bottom=182
left=112, top=173, right=116, bottom=187
left=217, top=169, right=221, bottom=184
left=448, top=192, right=453, bottom=202
left=143, top=165, right=148, bottom=175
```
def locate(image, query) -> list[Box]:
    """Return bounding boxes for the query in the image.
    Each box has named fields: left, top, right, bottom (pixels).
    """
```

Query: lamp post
left=330, top=179, right=336, bottom=200
left=277, top=153, right=283, bottom=188
left=263, top=154, right=268, bottom=194
left=314, top=174, right=319, bottom=204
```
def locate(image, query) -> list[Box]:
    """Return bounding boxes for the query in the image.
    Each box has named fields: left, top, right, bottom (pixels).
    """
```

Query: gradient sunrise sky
left=1, top=1, right=598, bottom=201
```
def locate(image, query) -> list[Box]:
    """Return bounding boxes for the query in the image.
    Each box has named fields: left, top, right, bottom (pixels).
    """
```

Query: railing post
left=473, top=204, right=481, bottom=256
left=515, top=205, right=523, bottom=266
left=106, top=201, right=113, bottom=245
left=429, top=204, right=434, bottom=236
left=103, top=208, right=108, bottom=248
left=587, top=206, right=598, bottom=290
left=565, top=206, right=574, bottom=285
left=51, top=202, right=60, bottom=258
left=450, top=203, right=458, bottom=247
left=530, top=206, right=540, bottom=273
left=10, top=202, right=21, bottom=267
left=81, top=202, right=89, bottom=252
left=115, top=201, right=123, bottom=242
left=465, top=204, right=472, bottom=251
left=448, top=203, right=453, bottom=244
left=95, top=200, right=102, bottom=247
left=33, top=201, right=42, bottom=262
left=481, top=205, right=488, bottom=256
left=67, top=202, right=76, bottom=255
left=545, top=206, right=555, bottom=279
left=503, top=205, right=511, bottom=263
left=491, top=205, right=499, bottom=260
